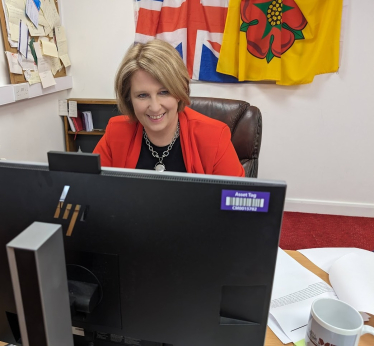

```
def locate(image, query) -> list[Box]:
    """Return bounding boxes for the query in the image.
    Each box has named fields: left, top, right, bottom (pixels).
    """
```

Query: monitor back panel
left=0, top=163, right=286, bottom=346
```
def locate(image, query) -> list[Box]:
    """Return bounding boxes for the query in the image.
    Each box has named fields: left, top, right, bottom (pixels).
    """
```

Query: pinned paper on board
left=33, top=40, right=56, bottom=88
left=9, top=22, right=19, bottom=41
left=40, top=39, right=58, bottom=57
left=25, top=0, right=41, bottom=28
left=41, top=0, right=60, bottom=29
left=5, top=51, right=23, bottom=74
left=45, top=55, right=62, bottom=75
left=0, top=0, right=68, bottom=84
left=17, top=49, right=36, bottom=70
left=6, top=4, right=27, bottom=26
left=60, top=54, right=71, bottom=68
left=26, top=21, right=45, bottom=36
left=55, top=26, right=71, bottom=67
left=24, top=69, right=42, bottom=85
left=18, top=20, right=29, bottom=58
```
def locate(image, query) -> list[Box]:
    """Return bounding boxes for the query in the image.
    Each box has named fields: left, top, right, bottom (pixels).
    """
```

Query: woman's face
left=130, top=69, right=179, bottom=146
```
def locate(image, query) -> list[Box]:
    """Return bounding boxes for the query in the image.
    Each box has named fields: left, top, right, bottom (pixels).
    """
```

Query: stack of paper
left=298, top=247, right=374, bottom=315
left=269, top=248, right=374, bottom=344
left=268, top=249, right=337, bottom=344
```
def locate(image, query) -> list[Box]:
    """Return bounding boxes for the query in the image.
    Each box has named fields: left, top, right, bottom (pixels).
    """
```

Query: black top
left=136, top=136, right=187, bottom=173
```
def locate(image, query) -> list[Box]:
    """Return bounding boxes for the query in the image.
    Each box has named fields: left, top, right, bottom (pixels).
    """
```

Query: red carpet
left=279, top=212, right=374, bottom=251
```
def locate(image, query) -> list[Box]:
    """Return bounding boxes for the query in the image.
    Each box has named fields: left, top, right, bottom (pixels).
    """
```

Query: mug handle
left=362, top=325, right=374, bottom=337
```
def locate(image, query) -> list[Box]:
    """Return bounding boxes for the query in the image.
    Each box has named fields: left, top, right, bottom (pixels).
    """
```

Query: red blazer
left=93, top=107, right=245, bottom=177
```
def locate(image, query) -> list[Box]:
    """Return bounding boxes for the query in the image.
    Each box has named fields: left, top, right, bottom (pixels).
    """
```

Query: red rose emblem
left=240, top=0, right=307, bottom=62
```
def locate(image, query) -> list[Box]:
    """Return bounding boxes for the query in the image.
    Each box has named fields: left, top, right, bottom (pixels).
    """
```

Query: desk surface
left=1, top=250, right=373, bottom=346
left=265, top=250, right=374, bottom=346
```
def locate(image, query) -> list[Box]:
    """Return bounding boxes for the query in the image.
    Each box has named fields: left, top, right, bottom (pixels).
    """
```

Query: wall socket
left=14, top=83, right=29, bottom=101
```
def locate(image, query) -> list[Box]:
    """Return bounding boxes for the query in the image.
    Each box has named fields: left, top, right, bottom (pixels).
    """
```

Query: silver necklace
left=143, top=121, right=180, bottom=172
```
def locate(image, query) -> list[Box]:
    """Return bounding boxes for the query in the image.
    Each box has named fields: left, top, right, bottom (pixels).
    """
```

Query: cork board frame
left=0, top=0, right=66, bottom=84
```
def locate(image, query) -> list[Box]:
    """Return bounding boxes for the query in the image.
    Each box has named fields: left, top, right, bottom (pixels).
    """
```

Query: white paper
left=2, top=0, right=18, bottom=47
left=68, top=101, right=78, bottom=118
left=329, top=252, right=374, bottom=315
left=18, top=20, right=29, bottom=58
left=40, top=40, right=58, bottom=57
left=43, top=23, right=52, bottom=36
left=9, top=22, right=19, bottom=41
left=33, top=39, right=43, bottom=58
left=267, top=314, right=291, bottom=344
left=6, top=4, right=27, bottom=25
left=5, top=51, right=23, bottom=74
left=44, top=55, right=62, bottom=75
left=361, top=312, right=370, bottom=322
left=5, top=0, right=25, bottom=9
left=41, top=0, right=60, bottom=29
left=59, top=54, right=71, bottom=68
left=55, top=25, right=68, bottom=56
left=25, top=0, right=39, bottom=28
left=38, top=11, right=48, bottom=26
left=59, top=100, right=68, bottom=116
left=298, top=247, right=372, bottom=273
left=33, top=41, right=55, bottom=87
left=39, top=70, right=55, bottom=88
left=24, top=69, right=41, bottom=84
left=26, top=21, right=45, bottom=36
left=268, top=249, right=337, bottom=343
left=36, top=51, right=50, bottom=72
left=17, top=48, right=36, bottom=70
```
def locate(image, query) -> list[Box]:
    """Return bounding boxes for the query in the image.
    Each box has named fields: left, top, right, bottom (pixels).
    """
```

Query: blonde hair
left=115, top=39, right=190, bottom=121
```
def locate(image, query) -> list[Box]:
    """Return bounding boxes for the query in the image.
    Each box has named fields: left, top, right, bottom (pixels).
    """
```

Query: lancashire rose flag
left=135, top=0, right=237, bottom=82
left=216, top=0, right=344, bottom=85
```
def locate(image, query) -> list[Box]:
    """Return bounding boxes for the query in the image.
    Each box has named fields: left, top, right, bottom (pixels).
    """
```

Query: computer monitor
left=0, top=157, right=286, bottom=346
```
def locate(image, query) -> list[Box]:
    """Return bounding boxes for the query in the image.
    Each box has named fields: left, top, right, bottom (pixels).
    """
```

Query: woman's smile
left=147, top=112, right=166, bottom=121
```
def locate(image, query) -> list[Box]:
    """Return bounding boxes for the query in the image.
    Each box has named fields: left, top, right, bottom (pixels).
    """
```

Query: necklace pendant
left=155, top=163, right=166, bottom=172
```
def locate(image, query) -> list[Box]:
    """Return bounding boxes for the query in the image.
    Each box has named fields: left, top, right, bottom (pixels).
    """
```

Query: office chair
left=189, top=97, right=262, bottom=178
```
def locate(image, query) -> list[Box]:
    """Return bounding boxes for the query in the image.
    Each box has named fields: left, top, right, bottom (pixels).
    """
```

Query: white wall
left=1, top=0, right=373, bottom=217
left=0, top=92, right=67, bottom=162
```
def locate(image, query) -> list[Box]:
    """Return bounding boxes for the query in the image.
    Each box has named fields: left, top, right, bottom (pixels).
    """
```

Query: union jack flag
left=135, top=0, right=238, bottom=82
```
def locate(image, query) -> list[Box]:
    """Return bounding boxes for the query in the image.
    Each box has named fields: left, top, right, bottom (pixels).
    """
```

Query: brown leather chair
left=189, top=97, right=262, bottom=178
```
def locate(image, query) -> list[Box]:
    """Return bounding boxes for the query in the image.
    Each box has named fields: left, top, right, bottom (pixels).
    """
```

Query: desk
left=1, top=250, right=372, bottom=346
left=265, top=251, right=374, bottom=346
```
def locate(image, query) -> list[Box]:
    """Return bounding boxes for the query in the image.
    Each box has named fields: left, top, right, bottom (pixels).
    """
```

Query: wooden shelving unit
left=63, top=98, right=120, bottom=152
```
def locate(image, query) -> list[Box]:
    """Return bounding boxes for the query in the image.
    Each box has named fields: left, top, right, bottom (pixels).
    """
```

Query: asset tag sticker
left=221, top=190, right=270, bottom=212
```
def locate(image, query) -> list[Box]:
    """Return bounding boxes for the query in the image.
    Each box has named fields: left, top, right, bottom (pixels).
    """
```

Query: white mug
left=305, top=297, right=374, bottom=346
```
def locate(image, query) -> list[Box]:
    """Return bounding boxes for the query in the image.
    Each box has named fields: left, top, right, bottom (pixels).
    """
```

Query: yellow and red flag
left=217, top=0, right=344, bottom=85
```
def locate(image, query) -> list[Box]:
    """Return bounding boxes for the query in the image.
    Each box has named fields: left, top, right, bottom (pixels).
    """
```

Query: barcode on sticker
left=221, top=190, right=270, bottom=212
left=226, top=197, right=264, bottom=208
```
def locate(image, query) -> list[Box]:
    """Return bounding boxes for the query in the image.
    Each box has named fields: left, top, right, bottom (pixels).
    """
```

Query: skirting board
left=284, top=198, right=374, bottom=218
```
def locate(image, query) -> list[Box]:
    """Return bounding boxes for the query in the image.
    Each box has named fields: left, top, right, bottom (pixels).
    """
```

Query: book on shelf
left=81, top=111, right=94, bottom=131
left=67, top=116, right=76, bottom=132
left=72, top=113, right=84, bottom=132
left=67, top=111, right=94, bottom=133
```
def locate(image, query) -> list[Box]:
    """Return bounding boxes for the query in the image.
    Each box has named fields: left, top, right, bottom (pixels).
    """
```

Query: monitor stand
left=6, top=222, right=74, bottom=346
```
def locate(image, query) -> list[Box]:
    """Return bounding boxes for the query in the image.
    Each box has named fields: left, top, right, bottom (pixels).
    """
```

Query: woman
left=93, top=39, right=244, bottom=177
